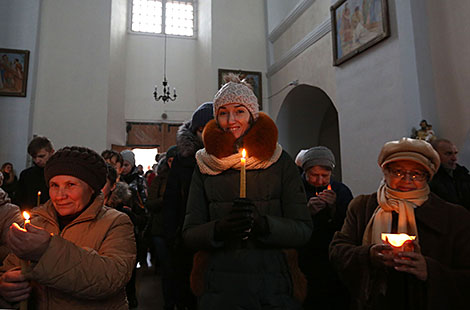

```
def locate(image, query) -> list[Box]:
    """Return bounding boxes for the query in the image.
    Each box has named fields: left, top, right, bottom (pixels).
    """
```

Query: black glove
left=214, top=198, right=254, bottom=241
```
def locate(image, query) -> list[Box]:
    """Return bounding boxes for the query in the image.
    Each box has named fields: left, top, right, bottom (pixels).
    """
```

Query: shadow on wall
left=276, top=84, right=342, bottom=181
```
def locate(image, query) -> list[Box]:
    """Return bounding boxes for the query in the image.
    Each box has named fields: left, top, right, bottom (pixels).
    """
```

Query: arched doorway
left=276, top=84, right=342, bottom=181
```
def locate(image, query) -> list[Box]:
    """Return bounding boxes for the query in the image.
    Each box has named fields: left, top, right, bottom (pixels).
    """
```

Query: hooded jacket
left=182, top=113, right=312, bottom=309
left=0, top=195, right=136, bottom=310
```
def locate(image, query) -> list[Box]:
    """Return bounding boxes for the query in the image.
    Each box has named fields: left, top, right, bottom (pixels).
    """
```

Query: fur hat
left=302, top=146, right=336, bottom=171
left=213, top=74, right=259, bottom=121
left=378, top=137, right=440, bottom=177
left=189, top=102, right=214, bottom=133
left=120, top=150, right=135, bottom=167
left=44, top=146, right=107, bottom=193
left=166, top=145, right=178, bottom=159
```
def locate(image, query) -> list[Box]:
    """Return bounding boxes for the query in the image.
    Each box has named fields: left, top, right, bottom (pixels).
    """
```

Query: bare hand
left=369, top=244, right=395, bottom=268
left=307, top=197, right=327, bottom=216
left=0, top=269, right=31, bottom=302
left=317, top=189, right=336, bottom=205
left=7, top=222, right=51, bottom=262
left=394, top=241, right=428, bottom=281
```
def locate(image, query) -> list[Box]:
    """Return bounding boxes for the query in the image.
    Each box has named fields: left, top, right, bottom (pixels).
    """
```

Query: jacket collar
left=202, top=112, right=278, bottom=160
left=33, top=194, right=104, bottom=230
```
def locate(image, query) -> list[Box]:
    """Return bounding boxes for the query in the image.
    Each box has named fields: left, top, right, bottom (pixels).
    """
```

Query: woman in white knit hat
left=182, top=74, right=312, bottom=309
left=329, top=138, right=470, bottom=310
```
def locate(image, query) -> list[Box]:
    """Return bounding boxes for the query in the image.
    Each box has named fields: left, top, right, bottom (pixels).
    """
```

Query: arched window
left=130, top=0, right=195, bottom=37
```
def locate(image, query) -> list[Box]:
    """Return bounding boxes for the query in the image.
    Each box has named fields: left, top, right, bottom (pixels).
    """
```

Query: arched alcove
left=276, top=84, right=342, bottom=181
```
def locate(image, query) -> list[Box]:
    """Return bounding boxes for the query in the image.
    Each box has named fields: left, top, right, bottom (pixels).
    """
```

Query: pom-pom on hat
left=302, top=146, right=336, bottom=171
left=189, top=102, right=214, bottom=133
left=121, top=150, right=135, bottom=167
left=44, top=146, right=107, bottom=193
left=213, top=74, right=259, bottom=121
left=378, top=137, right=440, bottom=177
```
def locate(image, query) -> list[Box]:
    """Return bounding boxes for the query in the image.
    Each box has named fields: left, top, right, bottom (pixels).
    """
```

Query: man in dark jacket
left=14, top=136, right=55, bottom=210
left=163, top=101, right=213, bottom=310
left=430, top=138, right=470, bottom=211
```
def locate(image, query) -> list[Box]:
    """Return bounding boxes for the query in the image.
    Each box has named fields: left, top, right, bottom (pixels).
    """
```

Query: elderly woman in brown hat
left=0, top=146, right=136, bottom=309
left=182, top=75, right=312, bottom=309
left=329, top=138, right=470, bottom=310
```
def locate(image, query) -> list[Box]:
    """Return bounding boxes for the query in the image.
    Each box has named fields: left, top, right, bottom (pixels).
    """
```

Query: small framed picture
left=0, top=48, right=30, bottom=97
left=331, top=0, right=390, bottom=66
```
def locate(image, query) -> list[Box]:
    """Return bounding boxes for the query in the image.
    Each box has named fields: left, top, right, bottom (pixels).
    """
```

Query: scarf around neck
left=362, top=180, right=429, bottom=245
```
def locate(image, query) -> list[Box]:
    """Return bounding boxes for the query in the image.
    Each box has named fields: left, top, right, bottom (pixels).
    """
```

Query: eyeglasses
left=387, top=168, right=428, bottom=181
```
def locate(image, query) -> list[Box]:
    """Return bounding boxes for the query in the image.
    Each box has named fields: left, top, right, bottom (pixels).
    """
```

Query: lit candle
left=37, top=191, right=41, bottom=207
left=20, top=211, right=30, bottom=310
left=327, top=184, right=332, bottom=191
left=381, top=233, right=416, bottom=253
left=240, top=149, right=246, bottom=198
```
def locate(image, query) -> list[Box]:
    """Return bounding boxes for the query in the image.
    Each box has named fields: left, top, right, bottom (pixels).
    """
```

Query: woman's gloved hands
left=214, top=198, right=269, bottom=241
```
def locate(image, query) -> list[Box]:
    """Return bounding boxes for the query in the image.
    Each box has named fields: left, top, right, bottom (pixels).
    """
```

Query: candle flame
left=38, top=191, right=41, bottom=196
left=327, top=184, right=332, bottom=190
left=22, top=211, right=30, bottom=221
left=241, top=149, right=246, bottom=159
left=381, top=233, right=416, bottom=247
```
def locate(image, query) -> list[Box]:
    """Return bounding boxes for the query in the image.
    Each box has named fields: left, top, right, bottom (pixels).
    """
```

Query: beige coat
left=0, top=195, right=136, bottom=310
left=0, top=188, right=22, bottom=262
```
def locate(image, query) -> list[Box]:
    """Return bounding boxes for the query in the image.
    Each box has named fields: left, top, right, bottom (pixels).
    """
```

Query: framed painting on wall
left=0, top=48, right=30, bottom=97
left=330, top=0, right=390, bottom=66
left=218, top=69, right=263, bottom=110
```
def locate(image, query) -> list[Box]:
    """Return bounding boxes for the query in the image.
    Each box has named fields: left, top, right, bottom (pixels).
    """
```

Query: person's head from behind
left=378, top=138, right=440, bottom=192
left=302, top=146, right=336, bottom=188
left=101, top=150, right=124, bottom=175
left=213, top=74, right=259, bottom=139
left=44, top=146, right=107, bottom=217
left=102, top=163, right=118, bottom=205
left=189, top=102, right=214, bottom=141
left=120, top=150, right=135, bottom=176
left=431, top=138, right=458, bottom=171
left=28, top=136, right=54, bottom=168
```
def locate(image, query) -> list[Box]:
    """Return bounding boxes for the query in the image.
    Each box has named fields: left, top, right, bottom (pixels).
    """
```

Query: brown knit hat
left=45, top=146, right=107, bottom=193
left=378, top=138, right=440, bottom=177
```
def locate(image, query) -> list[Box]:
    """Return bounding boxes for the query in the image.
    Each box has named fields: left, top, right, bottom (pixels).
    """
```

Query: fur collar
left=202, top=112, right=278, bottom=160
left=177, top=121, right=204, bottom=158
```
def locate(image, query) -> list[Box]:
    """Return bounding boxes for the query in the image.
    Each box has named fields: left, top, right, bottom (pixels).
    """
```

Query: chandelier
left=153, top=34, right=177, bottom=103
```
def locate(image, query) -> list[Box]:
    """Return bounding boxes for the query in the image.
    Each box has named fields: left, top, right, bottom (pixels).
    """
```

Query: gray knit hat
left=189, top=102, right=214, bottom=133
left=121, top=150, right=135, bottom=167
left=44, top=146, right=107, bottom=193
left=302, top=146, right=336, bottom=171
left=213, top=75, right=259, bottom=121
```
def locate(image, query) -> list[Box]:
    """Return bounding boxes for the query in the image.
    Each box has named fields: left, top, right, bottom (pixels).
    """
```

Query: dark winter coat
left=429, top=164, right=470, bottom=211
left=299, top=178, right=353, bottom=309
left=0, top=172, right=18, bottom=200
left=14, top=165, right=49, bottom=210
left=329, top=192, right=470, bottom=310
left=163, top=121, right=203, bottom=245
left=146, top=160, right=170, bottom=237
left=183, top=113, right=313, bottom=309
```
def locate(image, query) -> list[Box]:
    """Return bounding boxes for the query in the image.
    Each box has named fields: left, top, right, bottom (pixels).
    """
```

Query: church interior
left=1, top=0, right=469, bottom=197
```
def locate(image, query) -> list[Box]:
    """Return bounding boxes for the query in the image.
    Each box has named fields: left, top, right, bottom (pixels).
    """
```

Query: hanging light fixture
left=153, top=33, right=177, bottom=103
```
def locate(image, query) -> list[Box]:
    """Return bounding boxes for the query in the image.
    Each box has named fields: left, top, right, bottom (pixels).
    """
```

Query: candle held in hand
left=37, top=191, right=41, bottom=207
left=240, top=149, right=247, bottom=198
left=20, top=211, right=31, bottom=310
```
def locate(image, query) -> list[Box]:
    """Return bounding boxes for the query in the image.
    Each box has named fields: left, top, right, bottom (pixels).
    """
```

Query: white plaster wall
left=266, top=0, right=301, bottom=33
left=212, top=0, right=267, bottom=111
left=107, top=0, right=128, bottom=147
left=427, top=0, right=470, bottom=168
left=33, top=0, right=111, bottom=152
left=0, top=0, right=41, bottom=171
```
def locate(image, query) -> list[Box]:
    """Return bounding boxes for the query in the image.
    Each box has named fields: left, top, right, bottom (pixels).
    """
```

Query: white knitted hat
left=213, top=74, right=259, bottom=121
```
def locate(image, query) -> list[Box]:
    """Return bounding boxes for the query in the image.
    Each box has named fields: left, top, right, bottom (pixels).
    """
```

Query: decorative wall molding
left=267, top=18, right=331, bottom=77
left=268, top=0, right=315, bottom=43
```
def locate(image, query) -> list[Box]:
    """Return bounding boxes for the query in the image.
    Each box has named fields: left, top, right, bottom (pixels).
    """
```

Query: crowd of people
left=0, top=74, right=469, bottom=309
